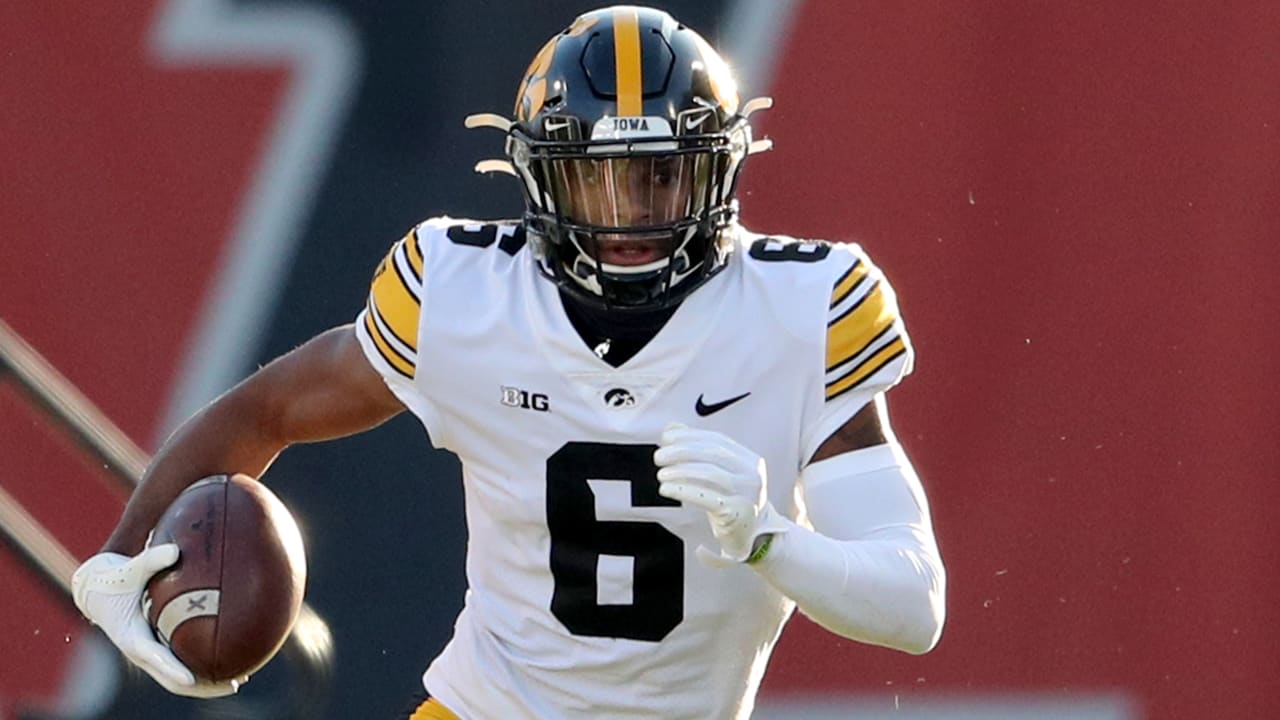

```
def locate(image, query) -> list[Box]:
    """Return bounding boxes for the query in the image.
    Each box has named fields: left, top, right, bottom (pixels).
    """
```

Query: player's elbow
left=820, top=576, right=944, bottom=655
left=898, top=587, right=945, bottom=654
left=900, top=550, right=946, bottom=654
left=874, top=548, right=947, bottom=655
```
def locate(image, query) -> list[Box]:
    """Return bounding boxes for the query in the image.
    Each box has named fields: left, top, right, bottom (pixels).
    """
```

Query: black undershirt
left=558, top=290, right=680, bottom=367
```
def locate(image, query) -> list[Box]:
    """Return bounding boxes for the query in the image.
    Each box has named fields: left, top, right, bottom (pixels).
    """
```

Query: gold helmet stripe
left=613, top=7, right=643, bottom=115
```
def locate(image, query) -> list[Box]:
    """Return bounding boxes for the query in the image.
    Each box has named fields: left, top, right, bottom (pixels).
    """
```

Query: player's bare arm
left=811, top=397, right=888, bottom=461
left=103, top=324, right=403, bottom=556
left=74, top=324, right=402, bottom=697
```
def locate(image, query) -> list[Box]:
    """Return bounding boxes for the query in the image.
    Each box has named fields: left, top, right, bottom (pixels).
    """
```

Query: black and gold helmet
left=468, top=5, right=772, bottom=311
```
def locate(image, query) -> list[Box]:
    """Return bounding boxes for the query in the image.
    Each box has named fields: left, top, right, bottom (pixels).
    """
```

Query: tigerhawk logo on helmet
left=465, top=6, right=774, bottom=311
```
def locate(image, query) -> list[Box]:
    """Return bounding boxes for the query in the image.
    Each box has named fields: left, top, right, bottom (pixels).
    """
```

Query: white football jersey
left=354, top=217, right=913, bottom=720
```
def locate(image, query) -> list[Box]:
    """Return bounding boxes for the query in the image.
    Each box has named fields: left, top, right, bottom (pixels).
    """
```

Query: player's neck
left=558, top=291, right=681, bottom=368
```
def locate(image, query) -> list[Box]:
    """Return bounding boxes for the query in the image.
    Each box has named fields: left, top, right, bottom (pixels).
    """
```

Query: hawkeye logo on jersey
left=603, top=387, right=636, bottom=409
left=502, top=386, right=549, bottom=412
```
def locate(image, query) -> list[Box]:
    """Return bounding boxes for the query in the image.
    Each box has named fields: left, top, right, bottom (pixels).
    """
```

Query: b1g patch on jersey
left=502, top=385, right=551, bottom=412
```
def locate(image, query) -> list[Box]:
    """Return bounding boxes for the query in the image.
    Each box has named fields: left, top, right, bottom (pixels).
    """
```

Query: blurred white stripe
left=720, top=0, right=804, bottom=98
left=151, top=0, right=362, bottom=437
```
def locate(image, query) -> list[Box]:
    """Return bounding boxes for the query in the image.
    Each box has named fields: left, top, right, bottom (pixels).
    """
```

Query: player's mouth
left=594, top=237, right=668, bottom=267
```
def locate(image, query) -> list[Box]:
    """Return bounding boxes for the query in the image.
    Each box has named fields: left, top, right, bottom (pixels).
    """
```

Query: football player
left=71, top=6, right=946, bottom=718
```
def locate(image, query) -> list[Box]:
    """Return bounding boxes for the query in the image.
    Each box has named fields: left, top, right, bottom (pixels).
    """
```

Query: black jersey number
left=748, top=237, right=832, bottom=262
left=445, top=223, right=527, bottom=256
left=546, top=442, right=683, bottom=642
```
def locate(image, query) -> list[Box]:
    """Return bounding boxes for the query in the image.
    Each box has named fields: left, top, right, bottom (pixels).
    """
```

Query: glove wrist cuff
left=745, top=534, right=775, bottom=564
left=741, top=503, right=790, bottom=563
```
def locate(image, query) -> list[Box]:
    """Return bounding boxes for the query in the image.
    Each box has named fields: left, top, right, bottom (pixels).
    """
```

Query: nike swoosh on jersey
left=694, top=392, right=751, bottom=416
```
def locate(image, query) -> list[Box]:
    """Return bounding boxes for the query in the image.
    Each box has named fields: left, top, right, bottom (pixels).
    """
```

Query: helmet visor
left=545, top=153, right=715, bottom=231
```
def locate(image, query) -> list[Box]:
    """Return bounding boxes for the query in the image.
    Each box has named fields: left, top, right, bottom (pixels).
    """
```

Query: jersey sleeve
left=803, top=244, right=915, bottom=460
left=355, top=226, right=425, bottom=383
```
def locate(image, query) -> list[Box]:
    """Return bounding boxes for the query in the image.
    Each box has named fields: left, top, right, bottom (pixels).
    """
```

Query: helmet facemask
left=513, top=118, right=748, bottom=310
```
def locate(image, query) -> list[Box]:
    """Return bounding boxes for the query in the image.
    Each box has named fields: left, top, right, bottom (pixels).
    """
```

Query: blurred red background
left=749, top=3, right=1280, bottom=718
left=0, top=2, right=283, bottom=712
left=2, top=1, right=1277, bottom=718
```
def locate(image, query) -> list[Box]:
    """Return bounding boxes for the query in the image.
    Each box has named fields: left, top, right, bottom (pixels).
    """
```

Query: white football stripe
left=152, top=0, right=363, bottom=437
left=720, top=0, right=803, bottom=99
left=155, top=589, right=221, bottom=645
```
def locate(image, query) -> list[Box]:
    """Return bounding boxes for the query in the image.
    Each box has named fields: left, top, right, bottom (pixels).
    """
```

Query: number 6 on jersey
left=546, top=442, right=684, bottom=642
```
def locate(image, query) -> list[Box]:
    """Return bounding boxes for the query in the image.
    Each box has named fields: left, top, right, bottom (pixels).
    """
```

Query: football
left=143, top=474, right=307, bottom=681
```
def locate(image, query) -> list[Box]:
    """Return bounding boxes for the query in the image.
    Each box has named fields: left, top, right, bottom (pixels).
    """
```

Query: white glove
left=654, top=423, right=790, bottom=566
left=71, top=544, right=244, bottom=698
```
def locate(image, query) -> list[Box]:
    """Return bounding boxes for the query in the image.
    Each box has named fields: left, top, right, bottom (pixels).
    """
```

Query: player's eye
left=652, top=157, right=677, bottom=186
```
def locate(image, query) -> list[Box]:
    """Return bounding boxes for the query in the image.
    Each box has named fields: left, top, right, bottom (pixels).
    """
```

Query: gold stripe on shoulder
left=825, top=337, right=907, bottom=400
left=408, top=697, right=462, bottom=720
left=362, top=311, right=414, bottom=379
left=826, top=282, right=896, bottom=370
left=405, top=229, right=424, bottom=280
left=829, top=259, right=867, bottom=309
left=613, top=7, right=642, bottom=115
left=370, top=245, right=420, bottom=351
